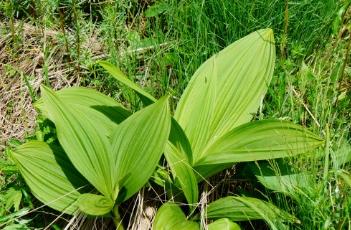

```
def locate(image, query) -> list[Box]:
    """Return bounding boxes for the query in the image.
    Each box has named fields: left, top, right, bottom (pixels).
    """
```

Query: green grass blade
left=98, top=61, right=156, bottom=104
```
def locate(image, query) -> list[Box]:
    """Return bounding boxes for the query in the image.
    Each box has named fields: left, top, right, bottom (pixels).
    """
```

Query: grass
left=0, top=0, right=350, bottom=229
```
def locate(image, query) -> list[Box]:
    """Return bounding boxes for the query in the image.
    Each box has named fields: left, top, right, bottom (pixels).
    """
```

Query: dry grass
left=0, top=21, right=104, bottom=151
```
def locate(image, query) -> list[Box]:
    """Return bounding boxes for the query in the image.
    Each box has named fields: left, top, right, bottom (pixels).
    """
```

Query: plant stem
left=323, top=125, right=330, bottom=182
left=112, top=205, right=125, bottom=230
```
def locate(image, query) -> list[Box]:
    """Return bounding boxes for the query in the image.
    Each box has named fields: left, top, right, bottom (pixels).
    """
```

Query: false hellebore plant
left=98, top=29, right=323, bottom=229
left=10, top=28, right=323, bottom=229
left=10, top=86, right=171, bottom=223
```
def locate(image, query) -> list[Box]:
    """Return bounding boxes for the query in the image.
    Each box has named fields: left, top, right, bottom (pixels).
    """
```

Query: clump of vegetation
left=0, top=0, right=350, bottom=229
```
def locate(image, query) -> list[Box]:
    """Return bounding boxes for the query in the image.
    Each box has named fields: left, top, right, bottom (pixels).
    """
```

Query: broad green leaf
left=253, top=162, right=314, bottom=198
left=10, top=141, right=88, bottom=214
left=207, top=196, right=297, bottom=230
left=41, top=85, right=114, bottom=198
left=257, top=173, right=314, bottom=198
left=153, top=203, right=199, bottom=230
left=164, top=144, right=198, bottom=206
left=35, top=87, right=130, bottom=135
left=98, top=61, right=156, bottom=104
left=175, top=29, right=276, bottom=163
left=208, top=218, right=241, bottom=230
left=164, top=119, right=198, bottom=205
left=111, top=96, right=171, bottom=202
left=196, top=120, right=323, bottom=166
left=97, top=61, right=198, bottom=204
left=77, top=193, right=114, bottom=216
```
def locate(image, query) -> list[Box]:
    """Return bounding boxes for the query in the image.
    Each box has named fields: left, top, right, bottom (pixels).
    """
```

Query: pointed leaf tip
left=258, top=28, right=274, bottom=43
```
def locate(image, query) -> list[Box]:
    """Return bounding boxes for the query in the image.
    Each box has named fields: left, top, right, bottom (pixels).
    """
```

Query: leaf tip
left=259, top=28, right=274, bottom=43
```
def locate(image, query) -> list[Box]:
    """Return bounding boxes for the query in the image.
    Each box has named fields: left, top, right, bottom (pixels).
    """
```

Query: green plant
left=99, top=28, right=323, bottom=206
left=9, top=86, right=171, bottom=225
left=98, top=28, right=324, bottom=229
left=0, top=145, right=32, bottom=229
left=152, top=196, right=299, bottom=230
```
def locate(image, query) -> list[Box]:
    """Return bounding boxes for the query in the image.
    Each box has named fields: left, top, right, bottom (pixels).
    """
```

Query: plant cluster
left=6, top=29, right=326, bottom=229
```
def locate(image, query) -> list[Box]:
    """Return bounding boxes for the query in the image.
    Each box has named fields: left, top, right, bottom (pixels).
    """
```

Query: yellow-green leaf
left=111, top=96, right=171, bottom=202
left=10, top=141, right=89, bottom=214
left=35, top=87, right=130, bottom=136
left=207, top=196, right=298, bottom=230
left=41, top=85, right=114, bottom=198
left=77, top=193, right=114, bottom=216
left=164, top=119, right=198, bottom=205
left=175, top=29, right=276, bottom=163
left=208, top=218, right=241, bottom=230
left=196, top=120, right=323, bottom=167
left=153, top=203, right=199, bottom=230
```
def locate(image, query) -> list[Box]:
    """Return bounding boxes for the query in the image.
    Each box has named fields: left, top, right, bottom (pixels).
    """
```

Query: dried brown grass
left=0, top=21, right=104, bottom=150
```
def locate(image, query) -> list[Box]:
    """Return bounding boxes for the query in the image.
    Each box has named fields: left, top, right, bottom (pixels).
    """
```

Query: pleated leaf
left=35, top=87, right=130, bottom=135
left=252, top=162, right=314, bottom=198
left=98, top=61, right=199, bottom=205
left=207, top=196, right=298, bottom=230
left=41, top=85, right=114, bottom=198
left=175, top=29, right=276, bottom=163
left=77, top=193, right=114, bottom=216
left=208, top=218, right=241, bottom=230
left=164, top=119, right=198, bottom=205
left=196, top=120, right=323, bottom=166
left=153, top=203, right=199, bottom=230
left=10, top=141, right=89, bottom=214
left=111, top=96, right=171, bottom=202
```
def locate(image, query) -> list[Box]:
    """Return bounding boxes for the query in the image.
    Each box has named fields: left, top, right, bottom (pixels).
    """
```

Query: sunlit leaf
left=41, top=85, right=114, bottom=198
left=35, top=87, right=130, bottom=135
left=207, top=196, right=298, bottom=230
left=164, top=119, right=198, bottom=205
left=253, top=162, right=315, bottom=198
left=208, top=218, right=241, bottom=230
left=175, top=29, right=276, bottom=163
left=10, top=141, right=89, bottom=214
left=78, top=193, right=114, bottom=216
left=153, top=203, right=199, bottom=230
left=196, top=120, right=323, bottom=167
left=112, top=96, right=171, bottom=202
